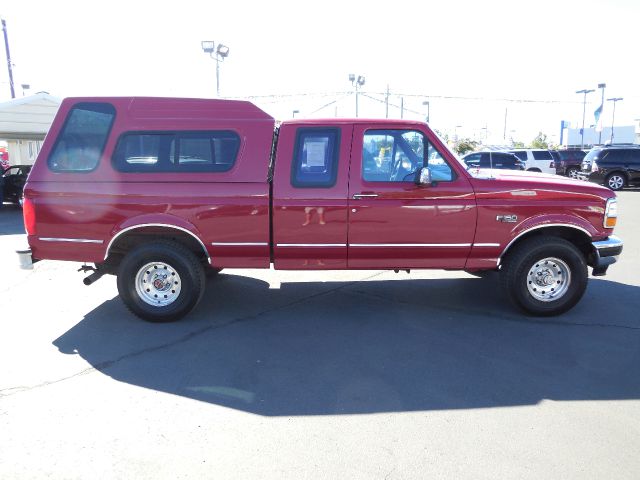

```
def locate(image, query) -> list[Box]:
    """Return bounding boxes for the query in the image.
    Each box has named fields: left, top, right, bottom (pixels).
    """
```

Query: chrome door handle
left=352, top=193, right=379, bottom=199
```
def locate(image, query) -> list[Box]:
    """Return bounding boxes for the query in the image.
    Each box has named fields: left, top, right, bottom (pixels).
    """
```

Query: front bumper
left=590, top=235, right=623, bottom=276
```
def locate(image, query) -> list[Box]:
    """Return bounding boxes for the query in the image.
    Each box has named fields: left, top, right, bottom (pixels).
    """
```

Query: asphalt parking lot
left=1, top=193, right=639, bottom=479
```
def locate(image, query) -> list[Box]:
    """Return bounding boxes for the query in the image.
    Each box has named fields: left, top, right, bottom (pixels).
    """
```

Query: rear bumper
left=590, top=235, right=623, bottom=276
left=16, top=248, right=36, bottom=270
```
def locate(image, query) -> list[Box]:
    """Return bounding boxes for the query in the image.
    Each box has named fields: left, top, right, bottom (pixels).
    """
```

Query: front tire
left=117, top=240, right=206, bottom=322
left=500, top=236, right=588, bottom=316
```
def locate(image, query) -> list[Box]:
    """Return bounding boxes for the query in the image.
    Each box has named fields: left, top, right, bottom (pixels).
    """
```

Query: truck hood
left=468, top=168, right=614, bottom=199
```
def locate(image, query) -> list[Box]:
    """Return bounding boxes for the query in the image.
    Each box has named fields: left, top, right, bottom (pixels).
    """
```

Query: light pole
left=201, top=40, right=229, bottom=97
left=607, top=97, right=623, bottom=144
left=21, top=83, right=30, bottom=96
left=292, top=109, right=299, bottom=118
left=454, top=125, right=462, bottom=141
left=597, top=83, right=606, bottom=144
left=481, top=125, right=488, bottom=141
left=422, top=100, right=430, bottom=123
left=349, top=74, right=365, bottom=117
left=576, top=88, right=595, bottom=149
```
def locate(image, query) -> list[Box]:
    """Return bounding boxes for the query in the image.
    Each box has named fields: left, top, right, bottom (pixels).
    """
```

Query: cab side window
left=291, top=128, right=340, bottom=188
left=362, top=129, right=454, bottom=183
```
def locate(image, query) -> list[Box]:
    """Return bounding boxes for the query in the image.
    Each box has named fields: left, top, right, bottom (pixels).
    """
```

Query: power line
left=228, top=90, right=584, bottom=105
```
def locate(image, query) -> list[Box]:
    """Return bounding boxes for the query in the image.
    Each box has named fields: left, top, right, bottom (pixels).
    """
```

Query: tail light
left=23, top=197, right=36, bottom=236
left=591, top=161, right=599, bottom=173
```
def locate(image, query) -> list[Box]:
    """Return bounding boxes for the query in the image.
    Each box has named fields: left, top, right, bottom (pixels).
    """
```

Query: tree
left=529, top=132, right=549, bottom=149
left=453, top=138, right=479, bottom=155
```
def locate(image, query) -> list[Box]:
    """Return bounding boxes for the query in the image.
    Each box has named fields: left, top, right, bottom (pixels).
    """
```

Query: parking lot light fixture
left=201, top=40, right=230, bottom=97
left=422, top=100, right=430, bottom=123
left=607, top=97, right=623, bottom=144
left=576, top=88, right=595, bottom=149
left=292, top=109, right=299, bottom=118
left=349, top=74, right=366, bottom=117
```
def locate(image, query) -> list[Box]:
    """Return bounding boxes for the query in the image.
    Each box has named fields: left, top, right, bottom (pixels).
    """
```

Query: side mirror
left=416, top=166, right=432, bottom=185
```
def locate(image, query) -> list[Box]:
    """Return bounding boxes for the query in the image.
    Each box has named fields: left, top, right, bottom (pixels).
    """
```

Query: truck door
left=347, top=124, right=476, bottom=269
left=272, top=123, right=353, bottom=269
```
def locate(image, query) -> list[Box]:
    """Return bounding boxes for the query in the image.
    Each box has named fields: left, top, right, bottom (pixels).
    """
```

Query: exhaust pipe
left=83, top=270, right=104, bottom=286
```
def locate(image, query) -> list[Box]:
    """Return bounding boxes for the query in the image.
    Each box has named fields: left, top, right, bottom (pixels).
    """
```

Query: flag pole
left=597, top=83, right=606, bottom=145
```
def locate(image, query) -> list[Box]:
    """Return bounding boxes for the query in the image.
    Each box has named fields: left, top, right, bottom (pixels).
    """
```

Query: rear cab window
left=48, top=103, right=116, bottom=172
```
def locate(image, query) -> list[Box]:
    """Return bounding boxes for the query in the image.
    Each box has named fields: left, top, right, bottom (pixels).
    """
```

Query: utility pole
left=385, top=84, right=390, bottom=119
left=1, top=18, right=15, bottom=99
left=400, top=97, right=404, bottom=119
left=576, top=88, right=595, bottom=149
left=503, top=107, right=508, bottom=140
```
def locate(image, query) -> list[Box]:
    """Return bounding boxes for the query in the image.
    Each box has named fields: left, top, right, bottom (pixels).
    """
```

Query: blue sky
left=1, top=0, right=638, bottom=144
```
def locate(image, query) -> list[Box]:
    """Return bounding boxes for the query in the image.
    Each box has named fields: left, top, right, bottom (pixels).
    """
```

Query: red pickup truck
left=20, top=97, right=623, bottom=322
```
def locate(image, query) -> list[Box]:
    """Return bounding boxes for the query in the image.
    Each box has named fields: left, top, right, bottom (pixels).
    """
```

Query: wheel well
left=104, top=227, right=210, bottom=268
left=500, top=226, right=592, bottom=265
left=606, top=170, right=629, bottom=180
left=527, top=168, right=542, bottom=172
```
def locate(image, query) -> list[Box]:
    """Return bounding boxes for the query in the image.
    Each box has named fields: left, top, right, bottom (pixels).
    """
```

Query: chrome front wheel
left=526, top=257, right=571, bottom=302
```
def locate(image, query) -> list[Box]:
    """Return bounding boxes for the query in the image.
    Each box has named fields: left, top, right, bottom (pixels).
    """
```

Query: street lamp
left=201, top=40, right=230, bottom=97
left=607, top=97, right=623, bottom=144
left=20, top=83, right=30, bottom=96
left=597, top=83, right=606, bottom=145
left=576, top=88, right=595, bottom=149
left=292, top=109, right=299, bottom=118
left=422, top=100, right=430, bottom=123
left=454, top=125, right=462, bottom=141
left=349, top=73, right=365, bottom=117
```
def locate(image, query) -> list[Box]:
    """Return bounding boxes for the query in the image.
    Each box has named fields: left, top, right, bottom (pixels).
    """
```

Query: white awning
left=0, top=92, right=61, bottom=141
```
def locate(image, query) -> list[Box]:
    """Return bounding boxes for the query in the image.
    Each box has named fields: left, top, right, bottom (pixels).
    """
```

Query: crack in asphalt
left=0, top=271, right=385, bottom=400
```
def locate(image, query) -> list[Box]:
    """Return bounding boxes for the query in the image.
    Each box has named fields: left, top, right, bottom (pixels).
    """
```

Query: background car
left=507, top=149, right=556, bottom=174
left=1, top=165, right=32, bottom=204
left=462, top=151, right=525, bottom=170
left=0, top=149, right=9, bottom=170
left=554, top=149, right=587, bottom=178
left=580, top=145, right=640, bottom=190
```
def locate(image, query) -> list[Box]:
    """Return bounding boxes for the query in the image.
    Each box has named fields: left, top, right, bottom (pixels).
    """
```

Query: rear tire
left=606, top=173, right=626, bottom=191
left=117, top=240, right=206, bottom=322
left=566, top=166, right=579, bottom=179
left=500, top=236, right=588, bottom=316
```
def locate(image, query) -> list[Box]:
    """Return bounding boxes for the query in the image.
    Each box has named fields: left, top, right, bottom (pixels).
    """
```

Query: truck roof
left=281, top=118, right=427, bottom=127
left=60, top=97, right=275, bottom=122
